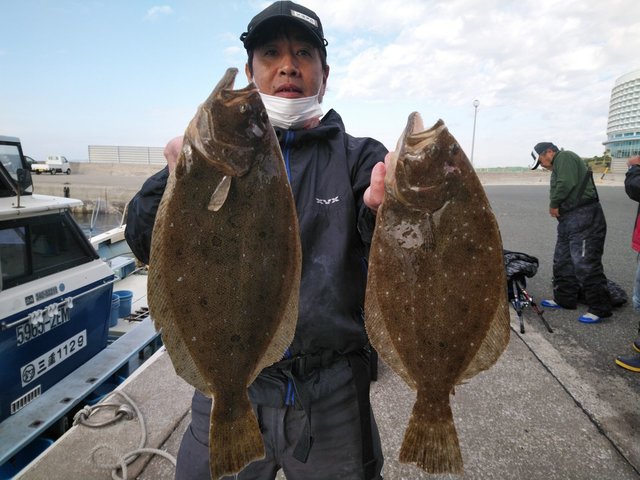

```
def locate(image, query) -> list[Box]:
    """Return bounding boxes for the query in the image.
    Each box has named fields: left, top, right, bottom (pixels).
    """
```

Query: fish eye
left=260, top=110, right=268, bottom=123
left=240, top=104, right=250, bottom=114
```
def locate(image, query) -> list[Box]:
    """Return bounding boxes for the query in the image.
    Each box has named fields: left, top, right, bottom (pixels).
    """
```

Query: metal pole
left=470, top=99, right=480, bottom=166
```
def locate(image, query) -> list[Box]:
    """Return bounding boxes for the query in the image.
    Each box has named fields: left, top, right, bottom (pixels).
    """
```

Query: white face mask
left=258, top=91, right=323, bottom=130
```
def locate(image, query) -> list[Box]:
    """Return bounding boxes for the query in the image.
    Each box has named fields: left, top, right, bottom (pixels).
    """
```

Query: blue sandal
left=541, top=299, right=562, bottom=309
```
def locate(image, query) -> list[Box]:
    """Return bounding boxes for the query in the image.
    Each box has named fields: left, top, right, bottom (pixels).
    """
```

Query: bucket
left=110, top=294, right=120, bottom=327
left=114, top=290, right=133, bottom=318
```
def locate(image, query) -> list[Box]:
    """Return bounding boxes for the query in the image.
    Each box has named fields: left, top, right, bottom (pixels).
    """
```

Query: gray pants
left=175, top=357, right=383, bottom=480
left=553, top=201, right=612, bottom=317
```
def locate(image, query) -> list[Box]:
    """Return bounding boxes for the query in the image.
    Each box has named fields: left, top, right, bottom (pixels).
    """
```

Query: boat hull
left=0, top=261, right=115, bottom=421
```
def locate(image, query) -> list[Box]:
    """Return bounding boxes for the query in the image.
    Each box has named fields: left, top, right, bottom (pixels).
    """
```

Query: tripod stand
left=509, top=276, right=553, bottom=334
left=504, top=249, right=553, bottom=334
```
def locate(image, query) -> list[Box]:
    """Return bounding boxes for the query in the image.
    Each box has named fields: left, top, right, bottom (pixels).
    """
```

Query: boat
left=88, top=208, right=138, bottom=280
left=0, top=136, right=158, bottom=478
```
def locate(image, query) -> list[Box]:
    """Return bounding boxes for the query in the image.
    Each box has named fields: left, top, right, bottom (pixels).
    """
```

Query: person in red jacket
left=616, top=155, right=640, bottom=372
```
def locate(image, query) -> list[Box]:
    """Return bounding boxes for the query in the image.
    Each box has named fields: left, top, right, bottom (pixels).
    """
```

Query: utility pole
left=471, top=99, right=480, bottom=166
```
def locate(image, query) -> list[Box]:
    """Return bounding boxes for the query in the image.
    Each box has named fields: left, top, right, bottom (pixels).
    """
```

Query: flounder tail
left=399, top=393, right=463, bottom=474
left=209, top=393, right=265, bottom=479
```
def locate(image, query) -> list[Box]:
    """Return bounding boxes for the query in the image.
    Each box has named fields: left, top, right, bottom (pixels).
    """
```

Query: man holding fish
left=126, top=2, right=389, bottom=479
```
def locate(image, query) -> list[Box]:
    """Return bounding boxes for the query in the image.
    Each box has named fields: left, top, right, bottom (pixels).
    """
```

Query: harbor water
left=74, top=212, right=124, bottom=238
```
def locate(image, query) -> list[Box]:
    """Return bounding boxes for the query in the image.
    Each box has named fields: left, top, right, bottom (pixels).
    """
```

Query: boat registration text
left=20, top=330, right=87, bottom=387
left=16, top=305, right=71, bottom=346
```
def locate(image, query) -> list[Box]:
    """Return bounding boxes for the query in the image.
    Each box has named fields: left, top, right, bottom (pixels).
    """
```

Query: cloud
left=143, top=5, right=174, bottom=22
left=303, top=0, right=636, bottom=99
left=300, top=0, right=640, bottom=164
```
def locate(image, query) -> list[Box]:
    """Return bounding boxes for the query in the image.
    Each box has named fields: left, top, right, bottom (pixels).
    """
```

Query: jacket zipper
left=282, top=130, right=295, bottom=406
left=283, top=130, right=294, bottom=182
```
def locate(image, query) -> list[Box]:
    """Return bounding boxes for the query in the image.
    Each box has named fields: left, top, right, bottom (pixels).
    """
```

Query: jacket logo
left=316, top=196, right=340, bottom=205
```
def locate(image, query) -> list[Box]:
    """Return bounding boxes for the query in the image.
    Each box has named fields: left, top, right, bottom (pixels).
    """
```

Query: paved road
left=486, top=184, right=640, bottom=474
left=487, top=184, right=639, bottom=386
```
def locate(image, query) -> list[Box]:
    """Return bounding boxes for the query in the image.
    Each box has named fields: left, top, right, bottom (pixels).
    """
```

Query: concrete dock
left=17, top=314, right=639, bottom=479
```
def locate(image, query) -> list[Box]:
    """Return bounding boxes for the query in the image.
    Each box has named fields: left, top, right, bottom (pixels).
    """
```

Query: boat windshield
left=0, top=145, right=21, bottom=180
left=0, top=212, right=98, bottom=290
left=0, top=143, right=32, bottom=196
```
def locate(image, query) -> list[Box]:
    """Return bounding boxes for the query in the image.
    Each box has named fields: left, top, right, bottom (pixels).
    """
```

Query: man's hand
left=364, top=152, right=393, bottom=212
left=164, top=136, right=184, bottom=172
left=549, top=207, right=560, bottom=218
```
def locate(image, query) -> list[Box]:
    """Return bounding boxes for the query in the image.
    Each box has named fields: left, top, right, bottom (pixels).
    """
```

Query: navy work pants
left=174, top=357, right=383, bottom=480
left=552, top=202, right=612, bottom=317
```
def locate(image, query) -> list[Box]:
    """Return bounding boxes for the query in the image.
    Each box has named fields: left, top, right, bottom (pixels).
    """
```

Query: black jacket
left=125, top=109, right=387, bottom=356
left=625, top=164, right=640, bottom=252
left=625, top=164, right=640, bottom=203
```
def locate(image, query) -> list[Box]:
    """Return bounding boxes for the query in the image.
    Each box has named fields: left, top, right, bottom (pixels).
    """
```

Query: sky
left=1, top=0, right=640, bottom=168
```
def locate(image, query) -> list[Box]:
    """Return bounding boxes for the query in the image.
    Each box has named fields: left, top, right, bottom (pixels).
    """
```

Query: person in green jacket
left=530, top=142, right=612, bottom=323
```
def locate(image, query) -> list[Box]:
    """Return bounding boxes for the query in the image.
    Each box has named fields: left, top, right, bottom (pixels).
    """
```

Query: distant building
left=603, top=69, right=640, bottom=172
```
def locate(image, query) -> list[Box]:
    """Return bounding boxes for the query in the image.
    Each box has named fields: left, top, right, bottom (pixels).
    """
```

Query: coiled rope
left=73, top=390, right=176, bottom=479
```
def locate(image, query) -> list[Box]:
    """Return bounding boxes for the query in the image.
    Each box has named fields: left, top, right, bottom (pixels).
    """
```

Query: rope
left=72, top=390, right=176, bottom=479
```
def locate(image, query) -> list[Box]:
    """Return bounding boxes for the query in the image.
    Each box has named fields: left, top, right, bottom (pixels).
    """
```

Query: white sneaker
left=578, top=312, right=601, bottom=324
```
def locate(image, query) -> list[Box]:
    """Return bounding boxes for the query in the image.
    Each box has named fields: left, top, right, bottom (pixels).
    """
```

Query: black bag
left=504, top=250, right=539, bottom=300
left=606, top=279, right=628, bottom=308
left=577, top=278, right=628, bottom=308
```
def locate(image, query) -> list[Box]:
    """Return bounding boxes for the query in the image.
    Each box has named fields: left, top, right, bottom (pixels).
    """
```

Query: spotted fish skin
left=148, top=68, right=301, bottom=480
left=365, top=112, right=509, bottom=474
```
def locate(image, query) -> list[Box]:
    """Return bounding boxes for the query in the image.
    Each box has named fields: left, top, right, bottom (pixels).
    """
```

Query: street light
left=470, top=99, right=480, bottom=166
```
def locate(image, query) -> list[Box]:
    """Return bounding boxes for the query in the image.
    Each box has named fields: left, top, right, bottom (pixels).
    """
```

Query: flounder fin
left=399, top=394, right=463, bottom=474
left=209, top=392, right=265, bottom=479
left=457, top=293, right=510, bottom=383
left=365, top=265, right=417, bottom=389
left=208, top=176, right=231, bottom=212
left=156, top=309, right=211, bottom=393
left=422, top=214, right=436, bottom=250
left=147, top=175, right=211, bottom=394
left=250, top=240, right=301, bottom=382
left=148, top=274, right=210, bottom=392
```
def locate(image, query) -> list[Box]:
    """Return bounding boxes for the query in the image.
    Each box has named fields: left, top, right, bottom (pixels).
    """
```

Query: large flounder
left=147, top=68, right=301, bottom=479
left=365, top=112, right=509, bottom=474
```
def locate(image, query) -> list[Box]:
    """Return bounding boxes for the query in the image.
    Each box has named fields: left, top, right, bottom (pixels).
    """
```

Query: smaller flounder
left=365, top=112, right=510, bottom=474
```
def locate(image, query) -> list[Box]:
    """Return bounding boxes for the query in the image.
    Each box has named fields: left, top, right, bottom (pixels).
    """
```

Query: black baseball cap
left=240, top=1, right=328, bottom=55
left=530, top=142, right=558, bottom=170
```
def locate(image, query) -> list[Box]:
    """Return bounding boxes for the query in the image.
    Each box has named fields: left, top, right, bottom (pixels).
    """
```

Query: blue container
left=110, top=294, right=120, bottom=327
left=114, top=290, right=133, bottom=318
